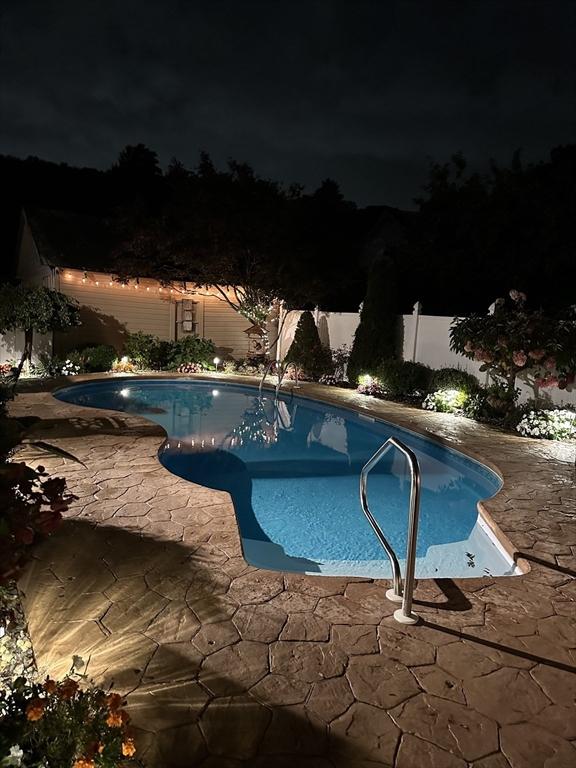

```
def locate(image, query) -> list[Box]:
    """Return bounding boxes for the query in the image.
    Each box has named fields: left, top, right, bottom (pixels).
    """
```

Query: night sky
left=1, top=0, right=575, bottom=208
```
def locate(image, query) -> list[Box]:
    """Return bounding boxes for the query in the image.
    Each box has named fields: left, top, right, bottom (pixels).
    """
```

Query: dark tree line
left=395, top=145, right=576, bottom=314
left=2, top=142, right=575, bottom=316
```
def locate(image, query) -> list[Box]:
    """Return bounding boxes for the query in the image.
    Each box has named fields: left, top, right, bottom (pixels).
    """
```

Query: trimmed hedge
left=376, top=359, right=432, bottom=398
left=428, top=367, right=481, bottom=394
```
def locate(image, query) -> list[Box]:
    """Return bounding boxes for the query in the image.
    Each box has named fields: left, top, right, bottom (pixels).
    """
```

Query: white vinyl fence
left=277, top=305, right=576, bottom=407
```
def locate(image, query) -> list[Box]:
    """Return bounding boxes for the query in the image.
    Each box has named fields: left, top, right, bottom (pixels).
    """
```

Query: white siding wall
left=17, top=214, right=54, bottom=287
left=56, top=273, right=174, bottom=353
left=54, top=272, right=251, bottom=357
left=198, top=293, right=251, bottom=358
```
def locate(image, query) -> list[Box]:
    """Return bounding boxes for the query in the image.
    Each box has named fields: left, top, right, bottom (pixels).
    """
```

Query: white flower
left=2, top=745, right=24, bottom=767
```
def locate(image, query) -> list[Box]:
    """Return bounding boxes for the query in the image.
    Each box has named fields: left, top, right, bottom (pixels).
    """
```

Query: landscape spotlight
left=213, top=357, right=221, bottom=371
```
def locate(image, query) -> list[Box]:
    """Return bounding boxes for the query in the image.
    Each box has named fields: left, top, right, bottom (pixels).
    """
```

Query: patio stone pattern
left=12, top=374, right=576, bottom=767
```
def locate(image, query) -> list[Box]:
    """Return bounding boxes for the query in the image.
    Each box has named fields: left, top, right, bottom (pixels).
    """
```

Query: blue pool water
left=55, top=379, right=518, bottom=579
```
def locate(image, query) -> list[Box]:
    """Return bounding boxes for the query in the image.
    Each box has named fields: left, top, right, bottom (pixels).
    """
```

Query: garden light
left=121, top=356, right=129, bottom=364
left=213, top=356, right=221, bottom=371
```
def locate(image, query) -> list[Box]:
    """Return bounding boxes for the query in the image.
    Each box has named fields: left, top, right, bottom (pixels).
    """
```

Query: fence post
left=411, top=301, right=422, bottom=362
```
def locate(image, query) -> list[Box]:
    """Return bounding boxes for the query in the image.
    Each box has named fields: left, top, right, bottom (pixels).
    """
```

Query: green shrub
left=285, top=311, right=333, bottom=380
left=80, top=345, right=117, bottom=372
left=376, top=359, right=432, bottom=398
left=123, top=332, right=171, bottom=370
left=423, top=388, right=469, bottom=414
left=64, top=351, right=85, bottom=373
left=428, top=367, right=481, bottom=394
left=32, top=354, right=65, bottom=378
left=167, top=336, right=216, bottom=369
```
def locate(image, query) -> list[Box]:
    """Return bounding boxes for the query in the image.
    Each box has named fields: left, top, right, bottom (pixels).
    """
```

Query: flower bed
left=516, top=409, right=576, bottom=440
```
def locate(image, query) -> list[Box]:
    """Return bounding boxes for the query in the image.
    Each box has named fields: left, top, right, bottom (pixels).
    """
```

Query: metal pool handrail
left=359, top=436, right=421, bottom=625
left=258, top=360, right=277, bottom=395
left=258, top=360, right=299, bottom=397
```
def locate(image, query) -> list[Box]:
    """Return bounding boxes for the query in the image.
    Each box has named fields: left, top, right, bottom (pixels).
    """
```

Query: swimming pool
left=55, top=378, right=519, bottom=579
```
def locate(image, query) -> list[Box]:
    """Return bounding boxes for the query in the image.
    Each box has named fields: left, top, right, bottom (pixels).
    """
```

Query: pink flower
left=512, top=351, right=527, bottom=367
left=543, top=356, right=556, bottom=371
left=528, top=349, right=545, bottom=361
left=464, top=341, right=474, bottom=353
left=536, top=375, right=557, bottom=389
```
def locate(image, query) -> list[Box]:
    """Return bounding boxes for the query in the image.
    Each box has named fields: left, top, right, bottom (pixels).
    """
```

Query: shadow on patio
left=17, top=519, right=391, bottom=767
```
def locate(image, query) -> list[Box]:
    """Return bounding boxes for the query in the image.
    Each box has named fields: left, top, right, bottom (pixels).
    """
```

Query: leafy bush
left=331, top=345, right=351, bottom=381
left=428, top=367, right=480, bottom=395
left=0, top=674, right=136, bottom=767
left=123, top=332, right=215, bottom=370
left=451, top=290, right=576, bottom=408
left=0, top=284, right=81, bottom=382
left=0, top=463, right=76, bottom=585
left=124, top=332, right=171, bottom=370
left=31, top=354, right=63, bottom=379
left=79, top=345, right=117, bottom=373
left=285, top=311, right=333, bottom=380
left=167, top=336, right=216, bottom=369
left=516, top=409, right=576, bottom=440
left=376, top=360, right=432, bottom=399
left=110, top=359, right=138, bottom=374
left=357, top=374, right=385, bottom=397
left=235, top=359, right=270, bottom=376
left=423, top=388, right=468, bottom=414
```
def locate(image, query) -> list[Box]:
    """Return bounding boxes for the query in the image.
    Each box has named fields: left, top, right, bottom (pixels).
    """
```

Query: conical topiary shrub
left=285, top=310, right=333, bottom=380
left=347, top=255, right=399, bottom=384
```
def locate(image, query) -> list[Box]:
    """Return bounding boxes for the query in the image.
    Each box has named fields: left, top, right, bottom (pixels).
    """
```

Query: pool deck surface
left=12, top=374, right=576, bottom=767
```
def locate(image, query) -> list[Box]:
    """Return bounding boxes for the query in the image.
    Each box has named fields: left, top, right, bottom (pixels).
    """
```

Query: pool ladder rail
left=258, top=360, right=299, bottom=397
left=360, top=436, right=422, bottom=625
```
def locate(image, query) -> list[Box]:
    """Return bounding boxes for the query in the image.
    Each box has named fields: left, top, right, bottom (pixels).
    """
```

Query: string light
left=60, top=270, right=195, bottom=299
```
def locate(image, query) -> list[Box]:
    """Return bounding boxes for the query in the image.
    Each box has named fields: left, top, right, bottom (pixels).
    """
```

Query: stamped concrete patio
left=13, top=376, right=576, bottom=767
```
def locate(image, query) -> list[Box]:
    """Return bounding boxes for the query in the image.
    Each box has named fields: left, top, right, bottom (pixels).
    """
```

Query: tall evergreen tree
left=347, top=255, right=399, bottom=384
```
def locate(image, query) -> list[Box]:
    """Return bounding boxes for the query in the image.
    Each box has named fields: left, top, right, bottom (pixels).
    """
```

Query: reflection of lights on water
left=120, top=388, right=130, bottom=397
left=212, top=389, right=219, bottom=397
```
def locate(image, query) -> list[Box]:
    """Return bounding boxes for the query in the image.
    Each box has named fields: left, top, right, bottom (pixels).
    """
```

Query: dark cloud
left=1, top=0, right=575, bottom=206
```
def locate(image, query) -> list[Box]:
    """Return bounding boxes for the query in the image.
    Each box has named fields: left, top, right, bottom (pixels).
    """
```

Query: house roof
left=25, top=208, right=120, bottom=271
